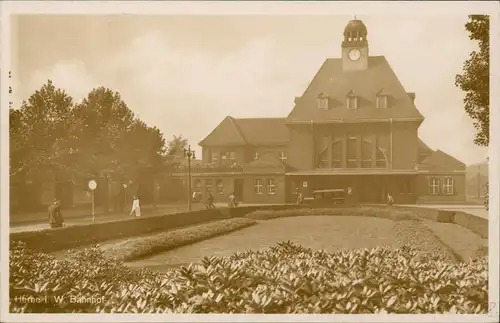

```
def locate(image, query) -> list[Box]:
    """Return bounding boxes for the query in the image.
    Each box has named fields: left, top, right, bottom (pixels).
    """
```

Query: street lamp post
left=184, top=145, right=196, bottom=211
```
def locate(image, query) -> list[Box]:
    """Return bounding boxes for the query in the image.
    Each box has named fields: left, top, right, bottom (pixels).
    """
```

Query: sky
left=10, top=14, right=489, bottom=166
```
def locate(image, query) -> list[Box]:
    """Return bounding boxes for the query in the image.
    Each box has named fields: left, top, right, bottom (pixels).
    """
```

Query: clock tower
left=342, top=19, right=369, bottom=72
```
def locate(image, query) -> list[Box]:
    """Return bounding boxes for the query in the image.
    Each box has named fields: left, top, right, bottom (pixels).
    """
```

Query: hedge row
left=10, top=204, right=487, bottom=254
left=9, top=241, right=487, bottom=313
left=10, top=209, right=233, bottom=253
left=245, top=206, right=422, bottom=222
left=102, top=218, right=257, bottom=261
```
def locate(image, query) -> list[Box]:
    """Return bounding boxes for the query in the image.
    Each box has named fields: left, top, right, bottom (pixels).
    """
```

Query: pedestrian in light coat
left=129, top=196, right=141, bottom=217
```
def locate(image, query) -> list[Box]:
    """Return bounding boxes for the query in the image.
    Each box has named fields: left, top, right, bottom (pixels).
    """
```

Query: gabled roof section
left=233, top=118, right=289, bottom=145
left=200, top=117, right=289, bottom=147
left=243, top=152, right=286, bottom=173
left=286, top=56, right=425, bottom=123
left=199, top=116, right=247, bottom=147
left=418, top=138, right=433, bottom=154
left=420, top=149, right=466, bottom=171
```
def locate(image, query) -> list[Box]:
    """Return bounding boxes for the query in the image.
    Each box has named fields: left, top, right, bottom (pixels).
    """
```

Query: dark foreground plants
left=10, top=241, right=487, bottom=314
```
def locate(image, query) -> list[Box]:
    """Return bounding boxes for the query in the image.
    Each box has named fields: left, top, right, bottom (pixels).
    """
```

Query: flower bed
left=101, top=218, right=257, bottom=261
left=10, top=241, right=487, bottom=314
left=245, top=207, right=421, bottom=222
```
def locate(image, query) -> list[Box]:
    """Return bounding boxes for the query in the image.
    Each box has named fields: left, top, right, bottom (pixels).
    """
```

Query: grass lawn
left=127, top=215, right=461, bottom=272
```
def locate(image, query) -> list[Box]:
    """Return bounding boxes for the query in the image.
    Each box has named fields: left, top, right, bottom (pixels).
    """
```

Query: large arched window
left=346, top=136, right=357, bottom=168
left=332, top=140, right=343, bottom=168
left=317, top=146, right=329, bottom=168
left=376, top=147, right=388, bottom=168
left=362, top=140, right=373, bottom=168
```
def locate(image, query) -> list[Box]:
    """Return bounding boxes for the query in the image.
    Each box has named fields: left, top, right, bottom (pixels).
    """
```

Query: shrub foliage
left=10, top=241, right=487, bottom=314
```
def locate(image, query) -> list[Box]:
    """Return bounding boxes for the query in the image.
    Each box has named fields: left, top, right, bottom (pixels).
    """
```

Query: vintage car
left=303, top=188, right=346, bottom=206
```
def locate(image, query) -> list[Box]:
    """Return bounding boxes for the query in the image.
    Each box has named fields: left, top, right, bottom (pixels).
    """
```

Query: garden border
left=10, top=204, right=487, bottom=253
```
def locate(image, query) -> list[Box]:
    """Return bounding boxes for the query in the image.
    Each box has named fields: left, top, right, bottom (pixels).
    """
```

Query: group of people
left=48, top=195, right=142, bottom=229
left=192, top=191, right=239, bottom=209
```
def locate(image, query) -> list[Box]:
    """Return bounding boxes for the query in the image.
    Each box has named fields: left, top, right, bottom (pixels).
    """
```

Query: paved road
left=400, top=204, right=488, bottom=219
left=9, top=204, right=207, bottom=233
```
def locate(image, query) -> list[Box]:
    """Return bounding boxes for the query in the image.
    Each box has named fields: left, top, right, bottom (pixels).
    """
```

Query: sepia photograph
left=1, top=1, right=499, bottom=321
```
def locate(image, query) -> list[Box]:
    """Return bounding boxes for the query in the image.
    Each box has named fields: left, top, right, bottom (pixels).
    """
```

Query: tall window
left=361, top=139, right=372, bottom=168
left=211, top=152, right=219, bottom=164
left=443, top=178, right=454, bottom=195
left=429, top=178, right=440, bottom=195
left=346, top=137, right=357, bottom=168
left=401, top=179, right=412, bottom=194
left=221, top=153, right=228, bottom=161
left=254, top=179, right=263, bottom=194
left=375, top=135, right=388, bottom=168
left=267, top=179, right=276, bottom=195
left=216, top=180, right=224, bottom=195
left=279, top=152, right=287, bottom=164
left=317, top=147, right=329, bottom=168
left=317, top=92, right=329, bottom=110
left=254, top=152, right=260, bottom=160
left=228, top=151, right=236, bottom=164
left=332, top=140, right=342, bottom=168
left=194, top=179, right=202, bottom=191
left=205, top=179, right=212, bottom=192
left=346, top=91, right=358, bottom=110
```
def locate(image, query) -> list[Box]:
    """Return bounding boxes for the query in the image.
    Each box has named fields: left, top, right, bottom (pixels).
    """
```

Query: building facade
left=172, top=19, right=466, bottom=205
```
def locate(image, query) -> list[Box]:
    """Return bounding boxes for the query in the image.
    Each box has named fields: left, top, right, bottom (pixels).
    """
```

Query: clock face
left=349, top=48, right=361, bottom=61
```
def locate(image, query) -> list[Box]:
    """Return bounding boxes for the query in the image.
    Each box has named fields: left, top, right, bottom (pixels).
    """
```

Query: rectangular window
left=254, top=179, right=263, bottom=194
left=361, top=139, right=372, bottom=168
left=221, top=153, right=228, bottom=161
left=211, top=152, right=219, bottom=164
left=194, top=179, right=202, bottom=191
left=205, top=179, right=212, bottom=192
left=401, top=179, right=412, bottom=194
left=317, top=98, right=328, bottom=110
left=346, top=137, right=357, bottom=168
left=229, top=151, right=236, bottom=163
left=279, top=152, right=287, bottom=164
left=443, top=178, right=454, bottom=195
left=216, top=180, right=224, bottom=195
left=429, top=178, right=440, bottom=195
left=254, top=152, right=260, bottom=160
left=267, top=179, right=276, bottom=195
left=332, top=141, right=342, bottom=168
left=347, top=97, right=357, bottom=110
left=377, top=95, right=388, bottom=109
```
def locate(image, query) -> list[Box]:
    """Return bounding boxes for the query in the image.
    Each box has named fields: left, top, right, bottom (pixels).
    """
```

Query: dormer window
left=376, top=89, right=390, bottom=109
left=317, top=92, right=329, bottom=110
left=346, top=90, right=358, bottom=110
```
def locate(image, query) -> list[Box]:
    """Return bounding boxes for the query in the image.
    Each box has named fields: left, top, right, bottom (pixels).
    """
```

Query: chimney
left=407, top=92, right=415, bottom=104
left=294, top=96, right=301, bottom=104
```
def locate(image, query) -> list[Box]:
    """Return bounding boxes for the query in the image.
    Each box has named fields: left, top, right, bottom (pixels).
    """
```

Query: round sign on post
left=88, top=180, right=97, bottom=222
left=88, top=180, right=97, bottom=191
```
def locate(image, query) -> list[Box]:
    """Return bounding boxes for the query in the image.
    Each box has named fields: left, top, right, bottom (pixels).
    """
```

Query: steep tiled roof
left=233, top=118, right=289, bottom=145
left=418, top=138, right=433, bottom=153
left=198, top=116, right=247, bottom=146
left=287, top=56, right=424, bottom=123
left=199, top=117, right=289, bottom=147
left=420, top=150, right=465, bottom=170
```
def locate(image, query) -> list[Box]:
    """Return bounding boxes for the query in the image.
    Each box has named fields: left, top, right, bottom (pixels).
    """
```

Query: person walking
left=228, top=192, right=238, bottom=208
left=206, top=191, right=215, bottom=209
left=129, top=195, right=141, bottom=217
left=387, top=193, right=394, bottom=206
left=48, top=199, right=64, bottom=229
